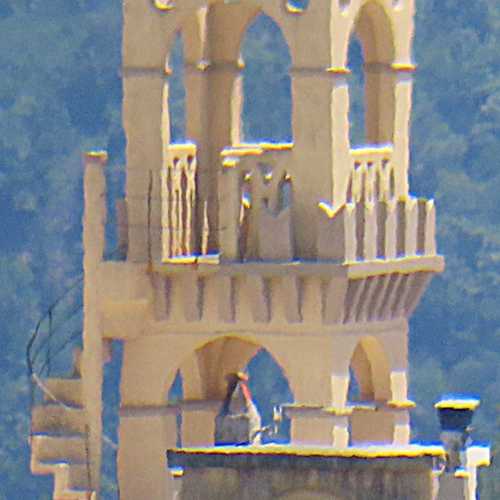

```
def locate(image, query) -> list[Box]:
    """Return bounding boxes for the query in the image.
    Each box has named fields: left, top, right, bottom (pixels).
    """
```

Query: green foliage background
left=0, top=0, right=499, bottom=497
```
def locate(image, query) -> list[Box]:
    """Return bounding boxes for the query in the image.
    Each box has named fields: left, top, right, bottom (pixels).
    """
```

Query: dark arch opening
left=348, top=343, right=375, bottom=402
left=347, top=337, right=392, bottom=404
left=246, top=348, right=294, bottom=443
left=167, top=33, right=186, bottom=143
left=348, top=2, right=396, bottom=146
left=167, top=370, right=184, bottom=447
left=168, top=341, right=294, bottom=446
left=348, top=36, right=366, bottom=146
left=241, top=14, right=292, bottom=143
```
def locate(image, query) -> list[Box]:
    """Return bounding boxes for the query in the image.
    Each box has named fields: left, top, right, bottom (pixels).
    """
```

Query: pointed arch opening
left=347, top=336, right=391, bottom=403
left=166, top=33, right=186, bottom=144
left=171, top=336, right=294, bottom=446
left=240, top=13, right=293, bottom=144
left=348, top=1, right=396, bottom=147
left=246, top=348, right=293, bottom=443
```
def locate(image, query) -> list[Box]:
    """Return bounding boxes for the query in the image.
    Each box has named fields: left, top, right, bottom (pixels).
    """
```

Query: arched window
left=240, top=14, right=292, bottom=143
left=167, top=33, right=186, bottom=143
left=348, top=2, right=395, bottom=146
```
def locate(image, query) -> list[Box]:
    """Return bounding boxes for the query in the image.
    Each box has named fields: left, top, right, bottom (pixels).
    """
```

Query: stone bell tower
left=28, top=1, right=451, bottom=499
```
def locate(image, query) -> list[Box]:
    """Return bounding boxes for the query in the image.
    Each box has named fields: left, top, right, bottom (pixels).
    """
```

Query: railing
left=219, top=143, right=293, bottom=260
left=161, top=143, right=209, bottom=261
left=318, top=196, right=437, bottom=262
left=26, top=256, right=121, bottom=491
left=26, top=249, right=124, bottom=404
left=26, top=275, right=84, bottom=406
left=348, top=146, right=395, bottom=203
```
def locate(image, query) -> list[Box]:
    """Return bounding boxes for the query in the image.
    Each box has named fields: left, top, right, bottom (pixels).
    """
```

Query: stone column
left=328, top=68, right=352, bottom=209
left=181, top=402, right=219, bottom=447
left=118, top=408, right=178, bottom=500
left=290, top=67, right=338, bottom=258
left=82, top=151, right=108, bottom=497
left=185, top=62, right=213, bottom=253
left=123, top=68, right=166, bottom=262
left=392, top=65, right=415, bottom=199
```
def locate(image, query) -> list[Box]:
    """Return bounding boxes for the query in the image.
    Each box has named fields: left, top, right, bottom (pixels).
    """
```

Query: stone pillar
left=328, top=69, right=352, bottom=209
left=82, top=151, right=108, bottom=497
left=181, top=403, right=219, bottom=447
left=393, top=410, right=411, bottom=445
left=392, top=65, right=415, bottom=199
left=185, top=62, right=213, bottom=252
left=290, top=67, right=336, bottom=258
left=123, top=68, right=166, bottom=262
left=118, top=410, right=178, bottom=500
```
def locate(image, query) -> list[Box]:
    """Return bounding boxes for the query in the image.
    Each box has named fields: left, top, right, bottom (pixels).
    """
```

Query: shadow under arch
left=348, top=336, right=391, bottom=403
left=347, top=0, right=396, bottom=145
left=239, top=12, right=293, bottom=143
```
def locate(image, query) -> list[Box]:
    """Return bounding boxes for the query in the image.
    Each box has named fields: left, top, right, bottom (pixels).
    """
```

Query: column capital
left=84, top=151, right=108, bottom=167
left=326, top=66, right=351, bottom=76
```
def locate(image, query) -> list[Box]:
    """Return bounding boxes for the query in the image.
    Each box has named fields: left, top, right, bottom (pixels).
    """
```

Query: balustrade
left=348, top=146, right=395, bottom=203
left=219, top=143, right=293, bottom=261
left=161, top=143, right=208, bottom=261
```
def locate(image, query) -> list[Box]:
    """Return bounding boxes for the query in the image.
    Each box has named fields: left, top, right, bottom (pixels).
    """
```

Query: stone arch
left=239, top=12, right=293, bottom=143
left=350, top=0, right=395, bottom=65
left=161, top=11, right=206, bottom=145
left=171, top=335, right=294, bottom=444
left=163, top=11, right=206, bottom=71
left=347, top=0, right=396, bottom=145
left=176, top=334, right=293, bottom=402
left=348, top=336, right=391, bottom=402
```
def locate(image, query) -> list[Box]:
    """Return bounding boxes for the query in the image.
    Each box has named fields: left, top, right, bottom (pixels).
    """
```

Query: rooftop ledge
left=153, top=255, right=444, bottom=278
left=282, top=400, right=416, bottom=417
left=167, top=444, right=445, bottom=470
left=435, top=397, right=480, bottom=411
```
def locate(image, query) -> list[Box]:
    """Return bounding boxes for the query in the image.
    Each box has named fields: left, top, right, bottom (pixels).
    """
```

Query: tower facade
left=28, top=1, right=448, bottom=499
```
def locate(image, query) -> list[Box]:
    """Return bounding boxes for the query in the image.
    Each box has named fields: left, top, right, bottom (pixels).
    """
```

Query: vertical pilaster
left=392, top=66, right=415, bottom=199
left=185, top=63, right=213, bottom=252
left=290, top=68, right=336, bottom=257
left=328, top=69, right=351, bottom=208
left=82, top=151, right=108, bottom=497
left=123, top=69, right=166, bottom=262
left=118, top=412, right=178, bottom=500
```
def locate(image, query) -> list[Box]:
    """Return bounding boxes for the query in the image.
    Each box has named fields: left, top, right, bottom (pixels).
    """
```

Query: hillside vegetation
left=0, top=0, right=498, bottom=497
